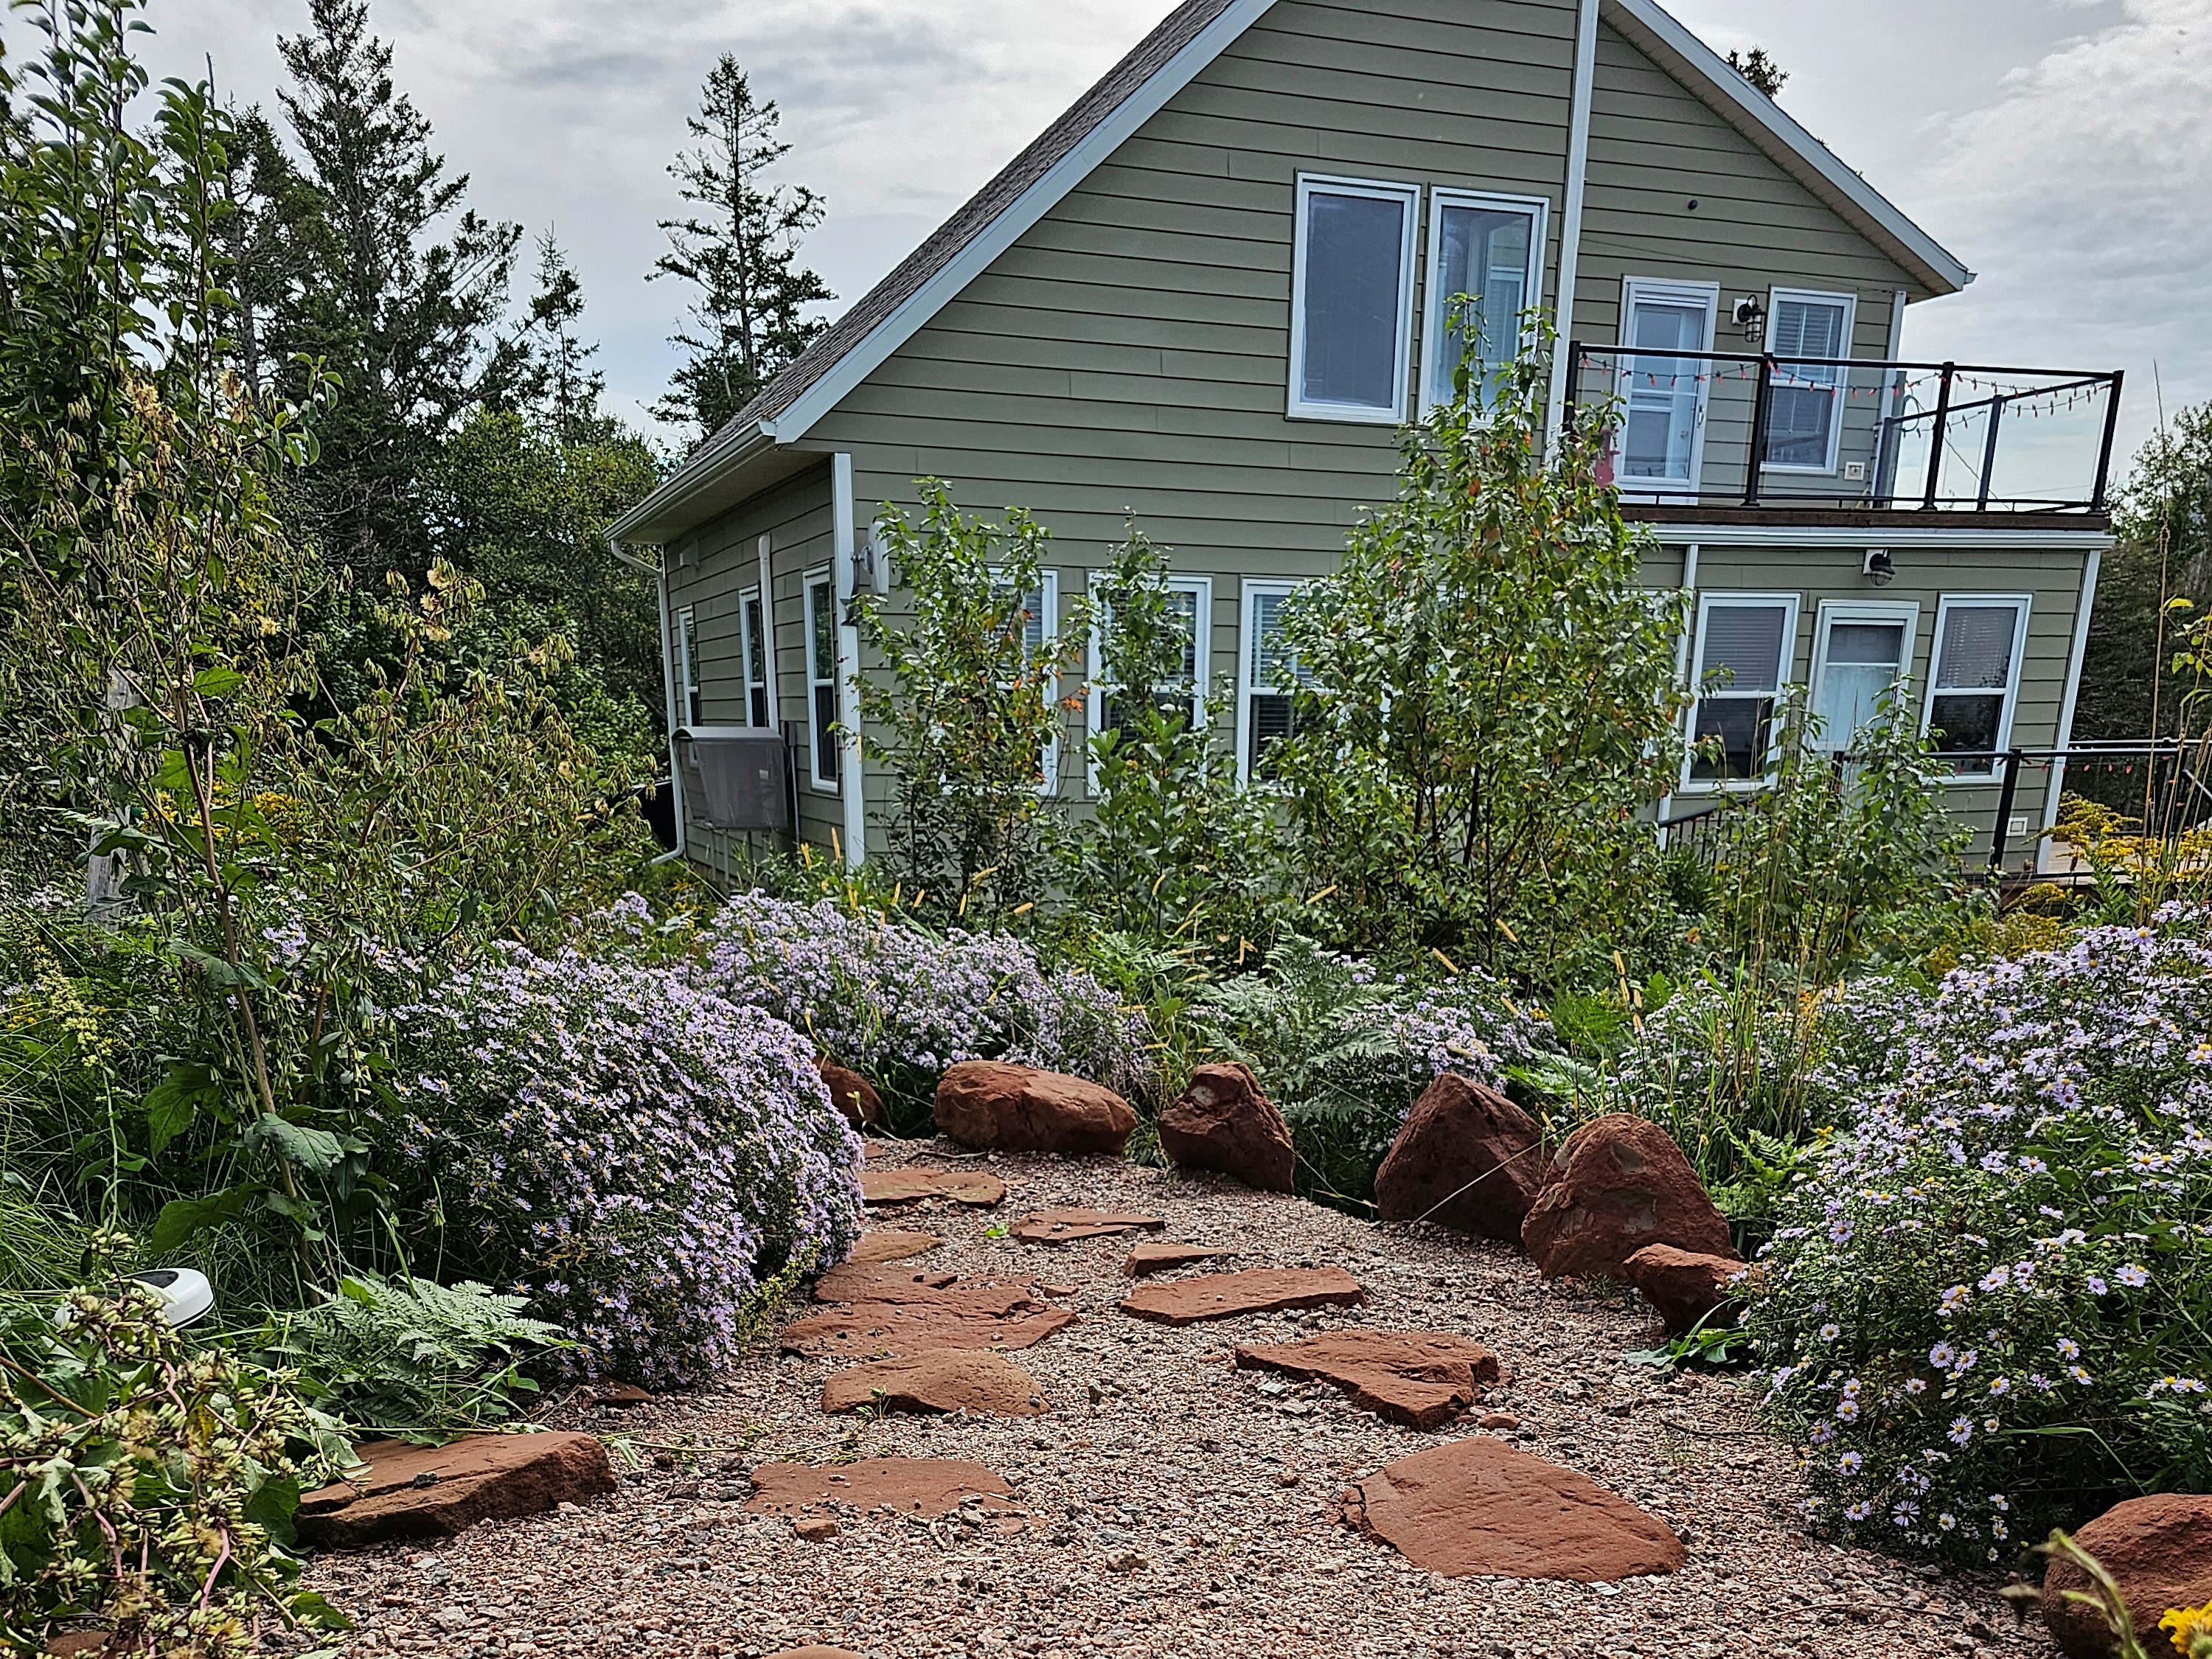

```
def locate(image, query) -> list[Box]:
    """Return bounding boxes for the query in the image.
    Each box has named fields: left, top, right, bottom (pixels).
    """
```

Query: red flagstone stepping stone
left=859, top=1167, right=1008, bottom=1207
left=1340, top=1438, right=1686, bottom=1581
left=1235, top=1332, right=1500, bottom=1430
left=1124, top=1240, right=1228, bottom=1276
left=1119, top=1267, right=1363, bottom=1326
left=821, top=1349, right=1046, bottom=1417
left=298, top=1432, right=616, bottom=1548
left=745, top=1456, right=1017, bottom=1520
left=588, top=1380, right=653, bottom=1408
left=933, top=1060, right=1137, bottom=1155
left=1011, top=1206, right=1166, bottom=1242
left=845, top=1229, right=945, bottom=1266
left=813, top=1261, right=959, bottom=1302
left=767, top=1649, right=867, bottom=1659
left=781, top=1285, right=1075, bottom=1357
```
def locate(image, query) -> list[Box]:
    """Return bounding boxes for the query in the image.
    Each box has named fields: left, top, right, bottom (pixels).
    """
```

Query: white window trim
left=1030, top=570, right=1062, bottom=796
left=1922, top=593, right=2032, bottom=784
left=1085, top=573, right=1212, bottom=795
left=675, top=604, right=700, bottom=731
left=1680, top=590, right=1801, bottom=793
left=1287, top=173, right=1421, bottom=425
left=1616, top=276, right=1721, bottom=498
left=1418, top=187, right=1548, bottom=417
left=1236, top=578, right=1303, bottom=782
left=802, top=567, right=839, bottom=793
left=1761, top=286, right=1858, bottom=476
left=1807, top=599, right=1919, bottom=752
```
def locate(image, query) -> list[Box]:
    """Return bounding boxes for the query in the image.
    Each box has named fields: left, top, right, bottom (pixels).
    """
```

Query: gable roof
left=613, top=0, right=1972, bottom=545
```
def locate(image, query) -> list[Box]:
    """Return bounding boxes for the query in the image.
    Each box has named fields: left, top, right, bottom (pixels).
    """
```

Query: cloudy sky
left=103, top=0, right=2212, bottom=463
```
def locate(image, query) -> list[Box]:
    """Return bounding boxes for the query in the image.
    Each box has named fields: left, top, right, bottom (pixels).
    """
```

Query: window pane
left=813, top=684, right=841, bottom=782
left=1691, top=697, right=1773, bottom=781
left=1169, top=588, right=1200, bottom=684
left=1021, top=585, right=1048, bottom=653
left=1930, top=692, right=2003, bottom=755
left=1252, top=591, right=1298, bottom=691
left=1935, top=604, right=2017, bottom=690
left=1772, top=298, right=1846, bottom=361
left=1698, top=604, right=1790, bottom=693
left=1813, top=620, right=1905, bottom=748
left=1622, top=298, right=1708, bottom=481
left=1765, top=383, right=1835, bottom=467
left=1301, top=190, right=1406, bottom=410
left=809, top=581, right=835, bottom=678
left=744, top=597, right=766, bottom=683
left=1249, top=692, right=1295, bottom=772
left=1428, top=203, right=1534, bottom=406
left=751, top=686, right=771, bottom=728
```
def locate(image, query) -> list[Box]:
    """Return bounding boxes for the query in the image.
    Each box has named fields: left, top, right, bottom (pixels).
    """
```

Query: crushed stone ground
left=307, top=1145, right=2053, bottom=1659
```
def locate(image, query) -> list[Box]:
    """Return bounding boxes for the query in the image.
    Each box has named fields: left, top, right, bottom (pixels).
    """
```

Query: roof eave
left=607, top=418, right=782, bottom=548
left=1601, top=0, right=1975, bottom=298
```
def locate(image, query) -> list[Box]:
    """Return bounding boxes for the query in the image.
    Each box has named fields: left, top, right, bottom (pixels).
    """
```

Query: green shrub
left=1748, top=914, right=2212, bottom=1562
left=0, top=1283, right=351, bottom=1657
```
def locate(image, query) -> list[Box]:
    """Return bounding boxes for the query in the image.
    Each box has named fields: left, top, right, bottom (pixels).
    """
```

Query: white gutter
left=1544, top=0, right=1600, bottom=455
left=606, top=530, right=688, bottom=866
left=830, top=453, right=867, bottom=870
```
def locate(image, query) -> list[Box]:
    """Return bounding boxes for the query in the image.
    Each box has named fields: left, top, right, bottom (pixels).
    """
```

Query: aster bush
left=390, top=945, right=863, bottom=1388
left=1748, top=911, right=2212, bottom=1562
left=695, top=892, right=1155, bottom=1120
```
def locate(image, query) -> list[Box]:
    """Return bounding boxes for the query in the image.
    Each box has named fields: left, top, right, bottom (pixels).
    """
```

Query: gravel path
left=310, top=1146, right=2054, bottom=1659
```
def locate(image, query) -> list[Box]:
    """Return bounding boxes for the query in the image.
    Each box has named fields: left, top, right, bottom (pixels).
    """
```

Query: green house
left=610, top=0, right=2120, bottom=875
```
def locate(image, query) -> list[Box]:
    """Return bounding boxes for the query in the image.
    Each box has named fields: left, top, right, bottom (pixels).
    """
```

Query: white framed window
left=1237, top=579, right=1305, bottom=781
left=1685, top=593, right=1800, bottom=788
left=739, top=586, right=771, bottom=728
left=1763, top=288, right=1857, bottom=474
left=1923, top=594, right=2031, bottom=779
left=675, top=604, right=702, bottom=729
left=803, top=569, right=839, bottom=790
left=1018, top=570, right=1062, bottom=793
left=1617, top=277, right=1720, bottom=493
left=1287, top=175, right=1420, bottom=424
left=1421, top=188, right=1546, bottom=413
left=1086, top=575, right=1211, bottom=791
left=1808, top=599, right=1918, bottom=751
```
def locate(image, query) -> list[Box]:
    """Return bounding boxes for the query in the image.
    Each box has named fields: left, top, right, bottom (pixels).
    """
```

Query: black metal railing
left=1655, top=740, right=2212, bottom=880
left=1564, top=344, right=2123, bottom=515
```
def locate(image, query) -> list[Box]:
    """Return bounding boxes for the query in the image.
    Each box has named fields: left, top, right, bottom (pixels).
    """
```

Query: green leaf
left=191, top=664, right=245, bottom=698
left=147, top=1185, right=254, bottom=1254
left=245, top=1113, right=347, bottom=1176
left=144, top=1062, right=216, bottom=1156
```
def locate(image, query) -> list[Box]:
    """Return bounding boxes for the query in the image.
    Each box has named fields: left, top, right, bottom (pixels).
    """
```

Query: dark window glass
left=1301, top=190, right=1406, bottom=410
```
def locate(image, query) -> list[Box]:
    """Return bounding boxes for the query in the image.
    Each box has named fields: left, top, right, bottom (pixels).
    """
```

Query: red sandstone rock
left=1624, top=1244, right=1747, bottom=1335
left=745, top=1457, right=1017, bottom=1520
left=1521, top=1115, right=1736, bottom=1281
left=845, top=1229, right=946, bottom=1266
left=766, top=1649, right=867, bottom=1659
left=1010, top=1206, right=1165, bottom=1242
left=813, top=1262, right=959, bottom=1303
left=817, top=1057, right=886, bottom=1128
left=1341, top=1438, right=1686, bottom=1581
left=1235, top=1332, right=1500, bottom=1430
left=1374, top=1076, right=1548, bottom=1242
left=858, top=1167, right=1007, bottom=1207
left=1156, top=1062, right=1295, bottom=1192
left=2043, top=1493, right=2212, bottom=1658
left=588, top=1381, right=653, bottom=1408
left=780, top=1284, right=1074, bottom=1357
left=1119, top=1267, right=1363, bottom=1326
left=821, top=1350, right=1046, bottom=1417
left=933, top=1061, right=1136, bottom=1155
left=1124, top=1241, right=1228, bottom=1276
left=297, top=1433, right=616, bottom=1548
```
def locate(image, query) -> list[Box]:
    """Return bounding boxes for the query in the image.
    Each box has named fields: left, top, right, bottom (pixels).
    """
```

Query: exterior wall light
left=1863, top=548, right=1895, bottom=586
left=1733, top=295, right=1767, bottom=348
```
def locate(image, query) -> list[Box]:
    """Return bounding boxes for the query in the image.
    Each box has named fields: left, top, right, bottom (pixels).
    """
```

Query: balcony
left=1563, top=344, right=2123, bottom=528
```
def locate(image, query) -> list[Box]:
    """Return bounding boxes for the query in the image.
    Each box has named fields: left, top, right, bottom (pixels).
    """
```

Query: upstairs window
left=740, top=588, right=771, bottom=728
left=1764, top=289, right=1856, bottom=473
left=1926, top=596, right=2029, bottom=776
left=1422, top=190, right=1545, bottom=411
left=675, top=605, right=701, bottom=728
left=804, top=570, right=839, bottom=790
left=1239, top=580, right=1305, bottom=779
left=1688, top=594, right=1798, bottom=786
left=1288, top=175, right=1419, bottom=423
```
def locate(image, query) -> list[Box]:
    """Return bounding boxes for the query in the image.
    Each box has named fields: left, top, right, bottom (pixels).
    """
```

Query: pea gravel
left=305, top=1145, right=2056, bottom=1659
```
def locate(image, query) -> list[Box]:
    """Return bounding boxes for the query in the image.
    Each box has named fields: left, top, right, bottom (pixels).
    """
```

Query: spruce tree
left=651, top=55, right=832, bottom=442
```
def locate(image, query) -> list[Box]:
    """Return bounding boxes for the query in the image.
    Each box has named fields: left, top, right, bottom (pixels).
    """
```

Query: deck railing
left=1563, top=344, right=2123, bottom=515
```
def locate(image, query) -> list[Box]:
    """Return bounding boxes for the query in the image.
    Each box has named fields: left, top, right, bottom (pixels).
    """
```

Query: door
left=1618, top=280, right=1719, bottom=494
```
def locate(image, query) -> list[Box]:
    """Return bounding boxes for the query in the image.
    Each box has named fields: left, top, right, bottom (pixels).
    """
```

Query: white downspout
left=1543, top=0, right=1601, bottom=455
left=608, top=530, right=687, bottom=866
left=830, top=453, right=867, bottom=870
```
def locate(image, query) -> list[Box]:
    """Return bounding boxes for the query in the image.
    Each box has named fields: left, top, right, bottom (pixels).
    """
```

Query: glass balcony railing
left=1563, top=344, right=2124, bottom=515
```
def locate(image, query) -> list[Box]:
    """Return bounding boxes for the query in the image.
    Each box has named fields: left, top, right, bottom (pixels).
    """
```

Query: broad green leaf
left=146, top=1185, right=254, bottom=1254
left=191, top=664, right=245, bottom=698
left=245, top=1113, right=347, bottom=1176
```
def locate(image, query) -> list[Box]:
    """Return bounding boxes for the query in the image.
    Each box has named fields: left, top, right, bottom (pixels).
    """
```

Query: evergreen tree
left=1727, top=47, right=1788, bottom=99
left=518, top=231, right=606, bottom=442
left=651, top=55, right=832, bottom=442
left=262, top=0, right=526, bottom=581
